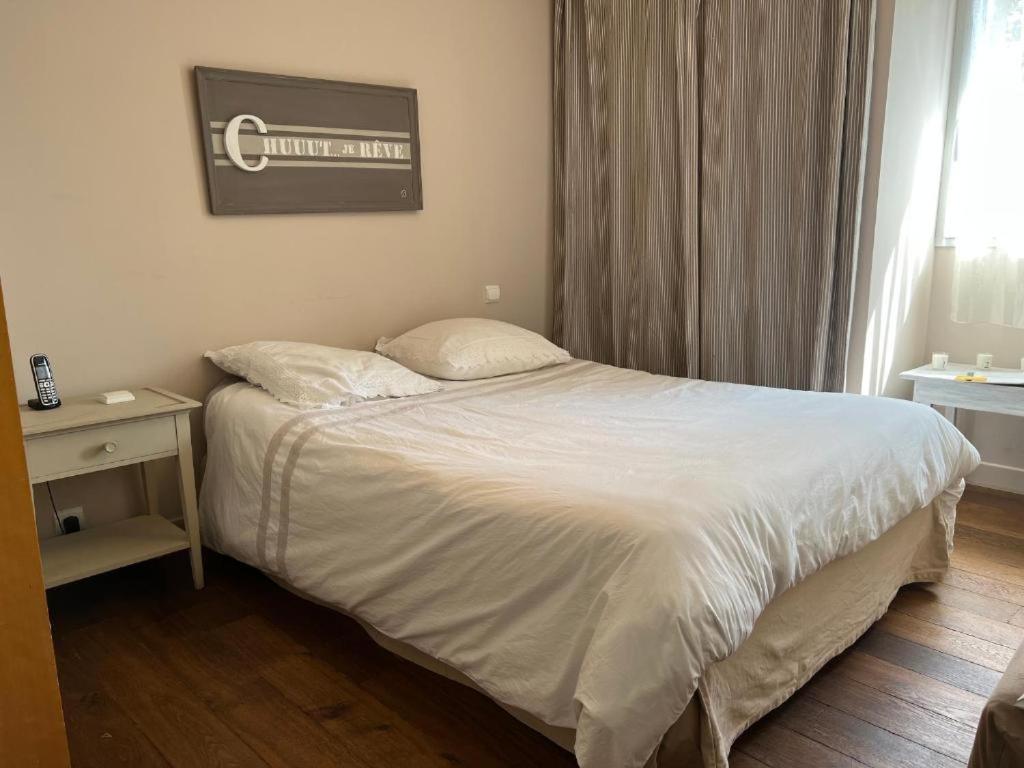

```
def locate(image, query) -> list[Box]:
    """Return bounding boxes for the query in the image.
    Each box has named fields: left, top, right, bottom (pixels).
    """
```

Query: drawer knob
left=103, top=441, right=119, bottom=454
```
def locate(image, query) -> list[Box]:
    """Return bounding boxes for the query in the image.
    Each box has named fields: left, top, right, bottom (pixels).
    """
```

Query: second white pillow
left=375, top=318, right=571, bottom=380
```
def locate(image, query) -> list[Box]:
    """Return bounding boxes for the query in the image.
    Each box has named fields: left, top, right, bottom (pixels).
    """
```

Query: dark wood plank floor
left=48, top=487, right=1023, bottom=767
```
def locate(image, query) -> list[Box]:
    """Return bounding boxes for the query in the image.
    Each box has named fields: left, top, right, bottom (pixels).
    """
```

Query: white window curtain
left=943, top=0, right=1024, bottom=327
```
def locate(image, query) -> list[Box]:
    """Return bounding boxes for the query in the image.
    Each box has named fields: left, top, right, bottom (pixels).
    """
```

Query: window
left=940, top=0, right=1024, bottom=326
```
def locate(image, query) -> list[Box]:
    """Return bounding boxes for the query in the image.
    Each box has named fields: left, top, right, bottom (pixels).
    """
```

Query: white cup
left=976, top=353, right=994, bottom=370
left=931, top=353, right=949, bottom=370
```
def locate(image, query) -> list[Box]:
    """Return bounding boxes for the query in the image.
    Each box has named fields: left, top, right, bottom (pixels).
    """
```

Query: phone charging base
left=28, top=397, right=61, bottom=411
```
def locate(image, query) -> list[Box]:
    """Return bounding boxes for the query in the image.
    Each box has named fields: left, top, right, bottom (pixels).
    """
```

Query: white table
left=900, top=363, right=1024, bottom=420
left=20, top=387, right=203, bottom=589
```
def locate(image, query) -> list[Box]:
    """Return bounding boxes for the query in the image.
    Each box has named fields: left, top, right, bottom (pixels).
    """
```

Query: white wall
left=850, top=0, right=1024, bottom=493
left=847, top=0, right=956, bottom=399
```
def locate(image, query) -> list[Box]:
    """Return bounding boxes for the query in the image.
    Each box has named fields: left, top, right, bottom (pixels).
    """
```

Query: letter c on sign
left=224, top=114, right=269, bottom=172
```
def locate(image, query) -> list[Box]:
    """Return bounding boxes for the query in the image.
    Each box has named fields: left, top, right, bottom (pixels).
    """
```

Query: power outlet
left=55, top=505, right=85, bottom=535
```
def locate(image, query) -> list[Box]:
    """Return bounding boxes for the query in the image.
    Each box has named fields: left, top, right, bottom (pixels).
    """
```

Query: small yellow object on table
left=954, top=372, right=988, bottom=382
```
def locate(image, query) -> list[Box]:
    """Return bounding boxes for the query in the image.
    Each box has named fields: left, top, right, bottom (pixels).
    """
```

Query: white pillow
left=204, top=341, right=441, bottom=408
left=375, top=318, right=571, bottom=380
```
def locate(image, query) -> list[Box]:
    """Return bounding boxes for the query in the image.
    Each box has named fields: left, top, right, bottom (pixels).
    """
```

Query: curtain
left=945, top=0, right=1024, bottom=327
left=553, top=0, right=873, bottom=391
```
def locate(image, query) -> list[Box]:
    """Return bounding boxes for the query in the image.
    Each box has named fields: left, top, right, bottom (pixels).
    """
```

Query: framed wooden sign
left=194, top=67, right=422, bottom=214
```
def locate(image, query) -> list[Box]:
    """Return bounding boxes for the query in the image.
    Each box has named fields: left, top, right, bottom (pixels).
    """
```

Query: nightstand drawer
left=24, top=416, right=178, bottom=481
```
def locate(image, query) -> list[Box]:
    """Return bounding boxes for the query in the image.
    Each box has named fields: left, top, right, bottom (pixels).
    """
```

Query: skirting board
left=967, top=460, right=1024, bottom=496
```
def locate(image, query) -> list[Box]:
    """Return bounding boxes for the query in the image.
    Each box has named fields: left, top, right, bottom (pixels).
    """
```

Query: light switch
left=484, top=284, right=501, bottom=303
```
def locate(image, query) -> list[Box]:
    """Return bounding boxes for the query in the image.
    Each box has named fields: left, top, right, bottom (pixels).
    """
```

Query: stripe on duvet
left=258, top=361, right=594, bottom=574
left=255, top=380, right=511, bottom=569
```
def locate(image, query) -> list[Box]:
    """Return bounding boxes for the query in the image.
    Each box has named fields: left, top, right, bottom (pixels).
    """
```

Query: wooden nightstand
left=20, top=387, right=204, bottom=589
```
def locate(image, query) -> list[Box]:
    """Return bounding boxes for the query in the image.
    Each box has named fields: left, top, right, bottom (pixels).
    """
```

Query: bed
left=199, top=359, right=980, bottom=768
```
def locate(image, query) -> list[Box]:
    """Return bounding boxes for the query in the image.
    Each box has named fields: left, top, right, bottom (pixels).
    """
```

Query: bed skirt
left=275, top=494, right=954, bottom=767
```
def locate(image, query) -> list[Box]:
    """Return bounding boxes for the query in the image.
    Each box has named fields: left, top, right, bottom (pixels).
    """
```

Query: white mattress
left=200, top=361, right=980, bottom=768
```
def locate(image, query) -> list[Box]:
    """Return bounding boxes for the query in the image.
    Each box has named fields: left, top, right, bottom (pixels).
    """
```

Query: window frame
left=934, top=0, right=975, bottom=248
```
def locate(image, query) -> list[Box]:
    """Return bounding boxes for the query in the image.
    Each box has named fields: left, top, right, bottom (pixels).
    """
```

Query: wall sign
left=194, top=67, right=422, bottom=214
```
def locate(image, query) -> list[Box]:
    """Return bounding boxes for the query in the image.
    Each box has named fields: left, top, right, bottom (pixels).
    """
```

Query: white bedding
left=200, top=361, right=979, bottom=768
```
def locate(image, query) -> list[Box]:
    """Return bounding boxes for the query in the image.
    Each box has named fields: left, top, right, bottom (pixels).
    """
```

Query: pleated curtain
left=553, top=0, right=872, bottom=391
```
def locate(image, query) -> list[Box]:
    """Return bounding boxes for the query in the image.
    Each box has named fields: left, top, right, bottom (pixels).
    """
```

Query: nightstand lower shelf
left=40, top=515, right=190, bottom=588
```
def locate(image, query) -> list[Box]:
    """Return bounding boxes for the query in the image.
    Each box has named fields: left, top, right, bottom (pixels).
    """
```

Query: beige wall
left=0, top=0, right=553, bottom=534
left=847, top=0, right=955, bottom=399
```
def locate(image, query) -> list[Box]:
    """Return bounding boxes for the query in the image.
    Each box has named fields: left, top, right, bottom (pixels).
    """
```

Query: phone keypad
left=38, top=380, right=58, bottom=403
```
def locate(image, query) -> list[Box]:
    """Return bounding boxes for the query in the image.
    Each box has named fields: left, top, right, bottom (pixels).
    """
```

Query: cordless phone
left=28, top=353, right=61, bottom=410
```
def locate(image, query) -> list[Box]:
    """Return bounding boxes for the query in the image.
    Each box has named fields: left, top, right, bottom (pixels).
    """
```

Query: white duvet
left=200, top=361, right=979, bottom=768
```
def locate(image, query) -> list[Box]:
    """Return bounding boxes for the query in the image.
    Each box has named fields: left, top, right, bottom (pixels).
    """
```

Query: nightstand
left=20, top=387, right=204, bottom=589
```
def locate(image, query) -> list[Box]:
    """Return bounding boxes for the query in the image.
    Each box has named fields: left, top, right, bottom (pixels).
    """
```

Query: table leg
left=140, top=462, right=159, bottom=517
left=936, top=405, right=957, bottom=425
left=174, top=411, right=204, bottom=589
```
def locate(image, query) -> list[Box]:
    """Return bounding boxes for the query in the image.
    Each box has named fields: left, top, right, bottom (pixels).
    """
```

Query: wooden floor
left=49, top=487, right=1024, bottom=768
